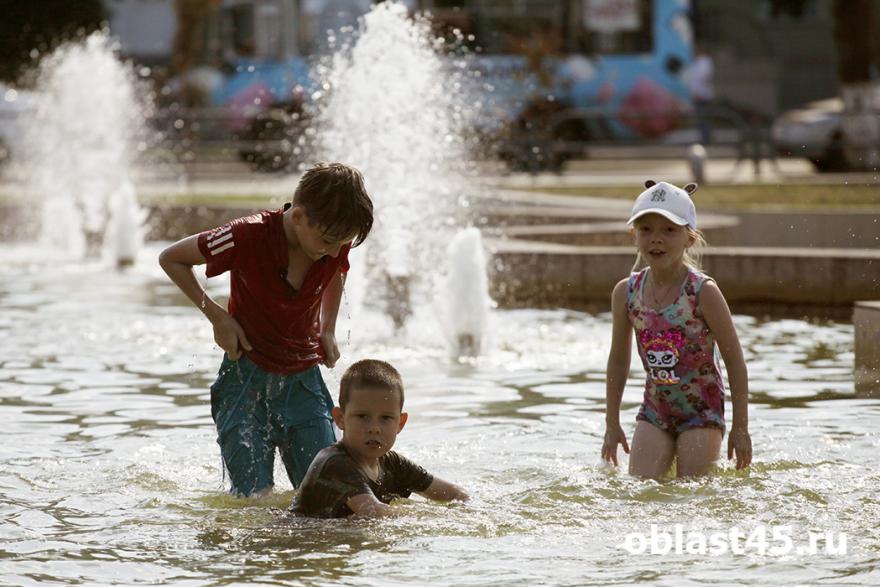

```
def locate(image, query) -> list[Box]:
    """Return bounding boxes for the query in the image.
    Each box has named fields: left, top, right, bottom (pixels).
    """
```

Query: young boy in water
left=159, top=162, right=374, bottom=497
left=289, top=359, right=469, bottom=518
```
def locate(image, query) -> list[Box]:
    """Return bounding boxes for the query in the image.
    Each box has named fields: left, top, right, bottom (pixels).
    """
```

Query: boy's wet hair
left=293, top=162, right=374, bottom=247
left=339, top=359, right=405, bottom=411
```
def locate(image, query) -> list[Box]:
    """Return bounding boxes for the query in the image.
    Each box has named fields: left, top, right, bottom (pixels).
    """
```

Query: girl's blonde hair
left=631, top=227, right=707, bottom=273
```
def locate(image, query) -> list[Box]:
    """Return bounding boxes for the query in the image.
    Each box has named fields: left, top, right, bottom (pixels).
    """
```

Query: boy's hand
left=320, top=331, right=340, bottom=368
left=418, top=477, right=469, bottom=502
left=347, top=492, right=393, bottom=517
left=728, top=427, right=752, bottom=470
left=601, top=424, right=630, bottom=467
left=212, top=314, right=252, bottom=360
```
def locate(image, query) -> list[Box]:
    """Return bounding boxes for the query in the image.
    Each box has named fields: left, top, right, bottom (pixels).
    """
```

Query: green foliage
left=0, top=0, right=107, bottom=83
left=767, top=0, right=810, bottom=18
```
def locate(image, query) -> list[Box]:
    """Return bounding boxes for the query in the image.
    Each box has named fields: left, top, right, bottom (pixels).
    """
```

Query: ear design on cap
left=684, top=183, right=699, bottom=195
left=644, top=179, right=656, bottom=189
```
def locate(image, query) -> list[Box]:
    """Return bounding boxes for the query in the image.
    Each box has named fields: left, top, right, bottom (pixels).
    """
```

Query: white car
left=771, top=97, right=848, bottom=172
left=0, top=83, right=37, bottom=165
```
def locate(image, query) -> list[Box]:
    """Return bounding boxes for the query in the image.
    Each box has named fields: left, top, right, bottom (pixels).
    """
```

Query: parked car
left=771, top=97, right=848, bottom=172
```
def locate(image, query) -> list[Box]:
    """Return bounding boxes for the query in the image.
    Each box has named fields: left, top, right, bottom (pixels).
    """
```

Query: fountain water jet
left=20, top=32, right=149, bottom=267
left=444, top=227, right=493, bottom=358
left=312, top=2, right=487, bottom=352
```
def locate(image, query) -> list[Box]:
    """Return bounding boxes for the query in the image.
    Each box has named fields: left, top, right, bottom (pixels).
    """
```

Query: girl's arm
left=602, top=278, right=633, bottom=466
left=319, top=269, right=346, bottom=368
left=699, top=281, right=753, bottom=470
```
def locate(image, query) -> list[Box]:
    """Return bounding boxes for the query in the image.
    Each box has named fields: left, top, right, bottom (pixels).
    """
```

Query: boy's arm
left=345, top=477, right=469, bottom=516
left=319, top=269, right=345, bottom=368
left=346, top=492, right=393, bottom=517
left=699, top=281, right=752, bottom=470
left=416, top=477, right=469, bottom=502
left=602, top=279, right=633, bottom=466
left=158, top=235, right=252, bottom=360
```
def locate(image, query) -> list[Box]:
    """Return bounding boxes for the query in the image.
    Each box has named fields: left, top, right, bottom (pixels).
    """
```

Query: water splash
left=312, top=2, right=484, bottom=338
left=20, top=31, right=148, bottom=267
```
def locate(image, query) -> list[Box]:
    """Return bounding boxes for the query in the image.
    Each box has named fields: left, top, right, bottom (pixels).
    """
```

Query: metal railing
left=496, top=102, right=779, bottom=177
left=1, top=101, right=780, bottom=181
left=147, top=105, right=309, bottom=177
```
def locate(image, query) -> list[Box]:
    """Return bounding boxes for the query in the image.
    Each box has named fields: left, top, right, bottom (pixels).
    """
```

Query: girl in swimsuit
left=601, top=180, right=752, bottom=479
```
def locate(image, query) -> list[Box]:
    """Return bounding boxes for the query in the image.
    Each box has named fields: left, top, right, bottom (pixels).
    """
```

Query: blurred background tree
left=770, top=0, right=880, bottom=165
left=768, top=0, right=809, bottom=18
left=0, top=0, right=107, bottom=83
left=169, top=0, right=218, bottom=78
left=831, top=0, right=880, bottom=83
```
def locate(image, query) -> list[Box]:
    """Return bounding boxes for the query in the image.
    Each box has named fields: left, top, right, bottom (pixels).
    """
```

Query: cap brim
left=627, top=209, right=689, bottom=227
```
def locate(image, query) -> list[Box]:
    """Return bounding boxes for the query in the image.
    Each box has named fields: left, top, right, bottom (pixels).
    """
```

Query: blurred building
left=106, top=0, right=177, bottom=64
left=694, top=0, right=841, bottom=117
left=104, top=0, right=855, bottom=117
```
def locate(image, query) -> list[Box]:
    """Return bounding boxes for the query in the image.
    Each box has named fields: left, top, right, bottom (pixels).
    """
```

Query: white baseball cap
left=627, top=180, right=698, bottom=229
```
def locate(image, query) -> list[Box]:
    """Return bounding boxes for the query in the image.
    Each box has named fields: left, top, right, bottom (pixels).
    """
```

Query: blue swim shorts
left=209, top=354, right=336, bottom=497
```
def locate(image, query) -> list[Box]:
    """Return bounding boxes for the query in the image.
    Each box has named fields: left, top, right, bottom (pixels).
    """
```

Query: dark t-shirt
left=196, top=204, right=351, bottom=374
left=289, top=442, right=434, bottom=518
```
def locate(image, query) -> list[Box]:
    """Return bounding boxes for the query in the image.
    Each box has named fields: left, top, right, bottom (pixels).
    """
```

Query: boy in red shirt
left=159, top=162, right=374, bottom=497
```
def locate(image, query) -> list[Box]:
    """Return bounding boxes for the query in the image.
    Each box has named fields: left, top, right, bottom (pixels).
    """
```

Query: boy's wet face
left=291, top=208, right=355, bottom=261
left=333, top=386, right=406, bottom=463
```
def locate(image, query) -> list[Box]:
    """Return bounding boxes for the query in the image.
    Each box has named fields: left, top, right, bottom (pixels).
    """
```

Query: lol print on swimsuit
left=640, top=328, right=686, bottom=385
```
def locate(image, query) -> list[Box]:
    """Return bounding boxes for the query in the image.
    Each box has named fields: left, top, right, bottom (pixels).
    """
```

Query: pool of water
left=1, top=244, right=878, bottom=585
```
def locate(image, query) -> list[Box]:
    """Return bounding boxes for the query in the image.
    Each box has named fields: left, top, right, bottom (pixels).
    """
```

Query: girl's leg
left=629, top=421, right=676, bottom=480
left=675, top=427, right=722, bottom=477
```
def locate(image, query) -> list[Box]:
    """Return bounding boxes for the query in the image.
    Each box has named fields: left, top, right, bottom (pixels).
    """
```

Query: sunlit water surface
left=1, top=245, right=878, bottom=586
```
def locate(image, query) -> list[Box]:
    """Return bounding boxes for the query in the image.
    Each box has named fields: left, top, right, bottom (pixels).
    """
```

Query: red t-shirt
left=197, top=204, right=350, bottom=374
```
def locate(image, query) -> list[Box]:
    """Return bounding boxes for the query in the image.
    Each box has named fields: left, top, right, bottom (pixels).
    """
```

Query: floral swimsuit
left=627, top=268, right=726, bottom=436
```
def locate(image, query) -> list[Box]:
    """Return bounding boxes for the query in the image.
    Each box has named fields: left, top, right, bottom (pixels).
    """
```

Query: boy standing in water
left=290, top=359, right=469, bottom=518
left=159, top=162, right=374, bottom=497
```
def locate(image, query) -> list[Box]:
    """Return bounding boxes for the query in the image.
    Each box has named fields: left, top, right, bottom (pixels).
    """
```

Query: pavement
left=147, top=155, right=880, bottom=199
left=498, top=154, right=880, bottom=188
left=2, top=153, right=878, bottom=203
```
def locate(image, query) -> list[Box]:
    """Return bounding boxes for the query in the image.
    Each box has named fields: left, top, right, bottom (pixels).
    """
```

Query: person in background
left=685, top=41, right=715, bottom=146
